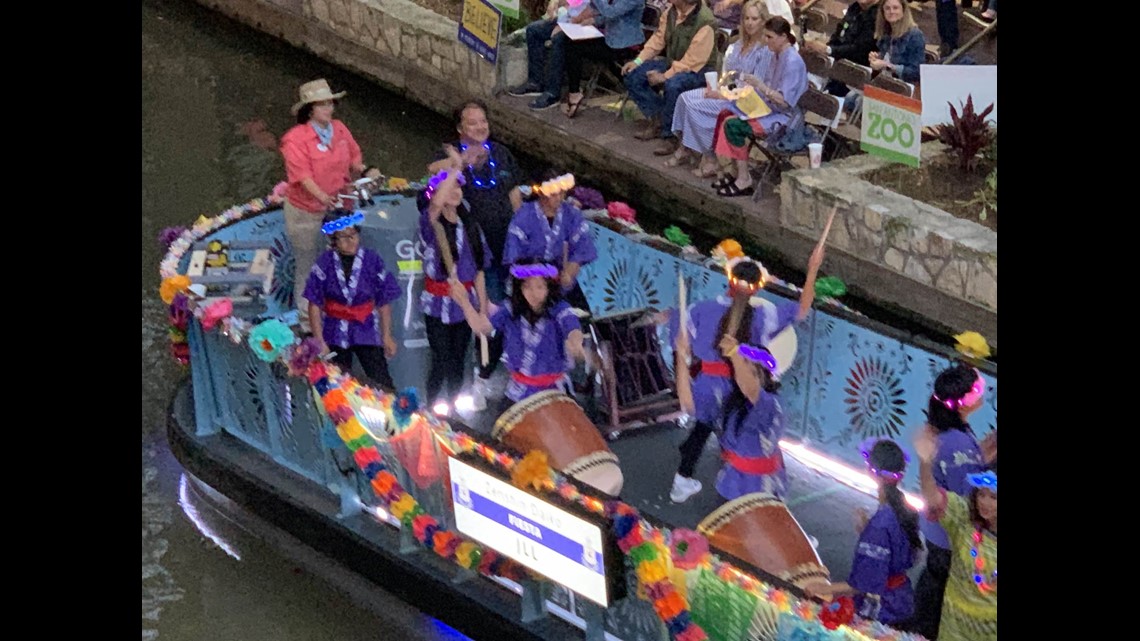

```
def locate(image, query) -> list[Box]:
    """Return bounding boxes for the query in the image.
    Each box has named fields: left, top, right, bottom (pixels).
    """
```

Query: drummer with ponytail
left=667, top=242, right=826, bottom=503
left=807, top=438, right=921, bottom=626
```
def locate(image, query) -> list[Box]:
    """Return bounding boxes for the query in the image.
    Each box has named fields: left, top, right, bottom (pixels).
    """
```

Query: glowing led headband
left=858, top=437, right=907, bottom=484
left=933, top=369, right=986, bottom=411
left=519, top=173, right=575, bottom=198
left=724, top=256, right=769, bottom=293
left=509, top=263, right=559, bottom=279
left=424, top=169, right=466, bottom=200
left=736, top=343, right=777, bottom=372
left=321, top=211, right=365, bottom=235
left=967, top=471, right=997, bottom=492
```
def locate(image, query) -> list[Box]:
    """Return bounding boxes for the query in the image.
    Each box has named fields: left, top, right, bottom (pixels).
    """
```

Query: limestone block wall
left=201, top=0, right=513, bottom=115
left=780, top=143, right=997, bottom=313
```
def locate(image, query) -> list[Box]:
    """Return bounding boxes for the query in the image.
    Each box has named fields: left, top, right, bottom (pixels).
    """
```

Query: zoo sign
left=860, top=85, right=922, bottom=168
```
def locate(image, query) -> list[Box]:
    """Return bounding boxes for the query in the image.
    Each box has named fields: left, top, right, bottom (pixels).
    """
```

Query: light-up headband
left=967, top=471, right=997, bottom=493
left=933, top=369, right=987, bottom=411
left=509, top=263, right=559, bottom=279
left=736, top=343, right=778, bottom=372
left=859, top=437, right=908, bottom=484
left=724, top=256, right=769, bottom=293
left=424, top=169, right=466, bottom=201
left=321, top=211, right=365, bottom=235
left=519, top=173, right=575, bottom=198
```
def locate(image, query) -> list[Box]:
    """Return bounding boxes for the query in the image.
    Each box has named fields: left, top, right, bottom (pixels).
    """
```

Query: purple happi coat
left=303, top=248, right=400, bottom=349
left=848, top=504, right=917, bottom=624
left=418, top=209, right=492, bottom=324
left=503, top=201, right=597, bottom=287
left=668, top=294, right=799, bottom=425
left=490, top=300, right=582, bottom=402
left=919, top=427, right=984, bottom=550
left=715, top=390, right=787, bottom=501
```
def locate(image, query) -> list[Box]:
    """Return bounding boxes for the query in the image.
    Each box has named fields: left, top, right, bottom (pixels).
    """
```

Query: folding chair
left=801, top=7, right=830, bottom=34
left=802, top=48, right=833, bottom=90
left=828, top=58, right=872, bottom=124
left=746, top=87, right=844, bottom=200
left=605, top=3, right=661, bottom=120
left=868, top=71, right=914, bottom=98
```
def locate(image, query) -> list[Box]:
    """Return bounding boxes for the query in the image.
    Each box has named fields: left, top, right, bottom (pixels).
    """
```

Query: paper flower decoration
left=607, top=201, right=637, bottom=223
left=159, top=275, right=191, bottom=305
left=391, top=387, right=419, bottom=427
left=247, top=318, right=295, bottom=362
left=200, top=298, right=233, bottom=330
left=954, top=331, right=991, bottom=360
left=669, top=529, right=709, bottom=570
left=158, top=226, right=188, bottom=249
left=510, top=450, right=552, bottom=491
left=818, top=596, right=855, bottom=630
left=570, top=186, right=605, bottom=210
left=815, top=276, right=847, bottom=299
left=168, top=293, right=191, bottom=329
left=664, top=225, right=691, bottom=247
left=387, top=177, right=410, bottom=191
left=287, top=337, right=323, bottom=377
left=712, top=239, right=744, bottom=261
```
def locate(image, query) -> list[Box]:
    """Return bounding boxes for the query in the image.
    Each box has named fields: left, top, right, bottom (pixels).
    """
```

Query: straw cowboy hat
left=291, top=79, right=347, bottom=114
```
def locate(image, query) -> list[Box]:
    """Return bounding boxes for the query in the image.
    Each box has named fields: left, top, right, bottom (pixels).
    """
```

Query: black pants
left=900, top=544, right=951, bottom=639
left=676, top=420, right=717, bottom=478
left=477, top=332, right=505, bottom=380
left=566, top=38, right=635, bottom=94
left=330, top=344, right=394, bottom=393
left=424, top=315, right=472, bottom=403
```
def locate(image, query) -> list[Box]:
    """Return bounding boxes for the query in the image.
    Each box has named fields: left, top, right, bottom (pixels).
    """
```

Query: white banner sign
left=449, top=456, right=610, bottom=606
left=919, top=64, right=997, bottom=128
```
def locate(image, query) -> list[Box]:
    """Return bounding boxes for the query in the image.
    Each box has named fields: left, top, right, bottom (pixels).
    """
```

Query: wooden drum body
left=493, top=390, right=624, bottom=496
left=697, top=492, right=830, bottom=592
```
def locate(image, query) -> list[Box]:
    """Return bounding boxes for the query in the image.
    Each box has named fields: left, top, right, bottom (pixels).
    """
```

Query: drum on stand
left=493, top=390, right=624, bottom=496
left=697, top=492, right=830, bottom=592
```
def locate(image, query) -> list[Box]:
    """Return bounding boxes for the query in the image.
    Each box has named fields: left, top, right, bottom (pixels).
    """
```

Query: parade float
left=160, top=175, right=995, bottom=641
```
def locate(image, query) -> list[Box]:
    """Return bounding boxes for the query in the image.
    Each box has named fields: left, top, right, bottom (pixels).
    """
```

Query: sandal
left=563, top=94, right=586, bottom=119
left=710, top=175, right=734, bottom=189
left=716, top=182, right=755, bottom=197
left=692, top=162, right=718, bottom=178
left=664, top=152, right=693, bottom=168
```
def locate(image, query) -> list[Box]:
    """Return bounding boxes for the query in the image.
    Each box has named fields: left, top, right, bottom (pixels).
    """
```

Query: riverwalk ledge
left=193, top=0, right=997, bottom=344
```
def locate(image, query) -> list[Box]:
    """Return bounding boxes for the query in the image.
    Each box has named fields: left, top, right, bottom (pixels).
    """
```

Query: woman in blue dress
left=668, top=0, right=772, bottom=177
left=807, top=438, right=921, bottom=626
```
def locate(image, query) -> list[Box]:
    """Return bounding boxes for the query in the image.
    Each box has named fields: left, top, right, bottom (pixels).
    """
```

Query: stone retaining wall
left=780, top=142, right=997, bottom=314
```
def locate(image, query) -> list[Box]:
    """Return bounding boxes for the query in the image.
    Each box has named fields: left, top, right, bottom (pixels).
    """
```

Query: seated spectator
left=622, top=0, right=719, bottom=157
left=668, top=0, right=772, bottom=177
left=801, top=0, right=880, bottom=97
left=557, top=0, right=648, bottom=117
left=507, top=0, right=591, bottom=108
left=870, top=0, right=925, bottom=84
left=707, top=16, right=807, bottom=197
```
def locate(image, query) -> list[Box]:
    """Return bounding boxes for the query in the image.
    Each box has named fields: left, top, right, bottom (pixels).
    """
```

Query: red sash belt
left=886, top=573, right=908, bottom=590
left=700, top=360, right=732, bottom=377
left=511, top=371, right=564, bottom=387
left=423, top=276, right=473, bottom=297
left=324, top=300, right=376, bottom=323
left=722, top=449, right=783, bottom=475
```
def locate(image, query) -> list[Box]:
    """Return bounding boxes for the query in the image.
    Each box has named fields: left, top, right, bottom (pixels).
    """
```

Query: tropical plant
left=935, top=95, right=995, bottom=173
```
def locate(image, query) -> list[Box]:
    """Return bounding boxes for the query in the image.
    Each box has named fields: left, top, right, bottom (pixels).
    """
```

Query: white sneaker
left=670, top=474, right=703, bottom=503
left=471, top=376, right=489, bottom=411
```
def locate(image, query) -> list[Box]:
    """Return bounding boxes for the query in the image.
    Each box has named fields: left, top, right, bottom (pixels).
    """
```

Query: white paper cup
left=705, top=71, right=718, bottom=91
left=808, top=143, right=823, bottom=169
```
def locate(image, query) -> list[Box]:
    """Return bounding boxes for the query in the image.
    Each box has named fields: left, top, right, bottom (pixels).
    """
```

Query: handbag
left=766, top=108, right=819, bottom=154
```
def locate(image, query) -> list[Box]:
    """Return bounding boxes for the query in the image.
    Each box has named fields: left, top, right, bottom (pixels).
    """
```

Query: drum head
left=749, top=297, right=798, bottom=378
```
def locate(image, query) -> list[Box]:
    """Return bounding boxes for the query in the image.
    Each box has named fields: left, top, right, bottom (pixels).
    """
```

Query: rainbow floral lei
left=158, top=187, right=931, bottom=641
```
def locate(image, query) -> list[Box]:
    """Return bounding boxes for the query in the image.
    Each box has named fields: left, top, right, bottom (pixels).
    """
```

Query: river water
left=141, top=0, right=479, bottom=638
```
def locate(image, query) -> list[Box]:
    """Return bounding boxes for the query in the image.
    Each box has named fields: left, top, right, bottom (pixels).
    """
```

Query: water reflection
left=143, top=0, right=469, bottom=637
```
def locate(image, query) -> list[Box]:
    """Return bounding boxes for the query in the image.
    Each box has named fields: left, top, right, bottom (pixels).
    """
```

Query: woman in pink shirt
left=279, top=78, right=381, bottom=327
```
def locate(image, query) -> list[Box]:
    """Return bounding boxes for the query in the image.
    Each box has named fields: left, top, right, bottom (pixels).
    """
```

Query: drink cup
left=705, top=71, right=718, bottom=91
left=808, top=143, right=823, bottom=169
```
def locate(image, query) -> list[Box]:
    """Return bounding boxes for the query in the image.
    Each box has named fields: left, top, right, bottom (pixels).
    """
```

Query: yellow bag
left=730, top=85, right=772, bottom=120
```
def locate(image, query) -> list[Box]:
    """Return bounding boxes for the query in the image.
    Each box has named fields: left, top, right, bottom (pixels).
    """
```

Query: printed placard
left=458, top=0, right=502, bottom=64
left=860, top=85, right=922, bottom=167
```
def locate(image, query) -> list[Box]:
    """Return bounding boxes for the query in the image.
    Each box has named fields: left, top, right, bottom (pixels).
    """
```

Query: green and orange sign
left=860, top=85, right=922, bottom=167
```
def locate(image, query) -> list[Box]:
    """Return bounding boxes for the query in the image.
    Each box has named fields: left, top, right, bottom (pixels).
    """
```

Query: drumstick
left=676, top=271, right=694, bottom=413
left=432, top=218, right=490, bottom=366
left=818, top=205, right=837, bottom=250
